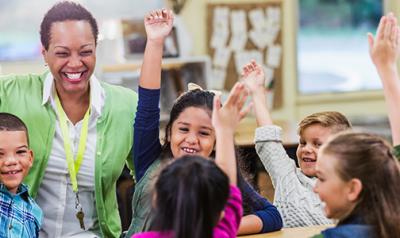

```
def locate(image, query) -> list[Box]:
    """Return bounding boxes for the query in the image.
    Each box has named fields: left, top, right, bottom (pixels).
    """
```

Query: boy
left=0, top=113, right=42, bottom=237
left=241, top=61, right=351, bottom=227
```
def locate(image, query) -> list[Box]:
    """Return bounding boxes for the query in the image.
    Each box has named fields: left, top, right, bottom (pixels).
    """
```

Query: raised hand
left=241, top=60, right=265, bottom=95
left=144, top=9, right=174, bottom=44
left=212, top=82, right=250, bottom=185
left=368, top=13, right=400, bottom=69
left=212, top=82, right=250, bottom=135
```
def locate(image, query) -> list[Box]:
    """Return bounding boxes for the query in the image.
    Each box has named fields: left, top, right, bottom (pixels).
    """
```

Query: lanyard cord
left=55, top=94, right=90, bottom=192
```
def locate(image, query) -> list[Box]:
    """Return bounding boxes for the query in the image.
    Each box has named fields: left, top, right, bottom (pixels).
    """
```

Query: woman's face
left=169, top=107, right=216, bottom=159
left=42, top=20, right=96, bottom=96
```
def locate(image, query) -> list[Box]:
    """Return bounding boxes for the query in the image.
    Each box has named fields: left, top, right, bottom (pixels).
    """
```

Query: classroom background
left=1, top=0, right=399, bottom=233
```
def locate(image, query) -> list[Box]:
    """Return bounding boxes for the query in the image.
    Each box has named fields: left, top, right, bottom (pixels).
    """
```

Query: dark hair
left=151, top=155, right=230, bottom=238
left=0, top=113, right=29, bottom=145
left=321, top=132, right=400, bottom=238
left=160, top=89, right=255, bottom=215
left=161, top=89, right=215, bottom=158
left=40, top=1, right=99, bottom=50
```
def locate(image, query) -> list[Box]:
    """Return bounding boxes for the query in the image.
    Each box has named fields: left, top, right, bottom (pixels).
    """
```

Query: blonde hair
left=298, top=111, right=351, bottom=135
left=321, top=131, right=400, bottom=238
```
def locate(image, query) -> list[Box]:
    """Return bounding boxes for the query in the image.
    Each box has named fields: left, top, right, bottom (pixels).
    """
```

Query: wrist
left=376, top=63, right=398, bottom=73
left=146, top=38, right=165, bottom=47
left=215, top=128, right=235, bottom=137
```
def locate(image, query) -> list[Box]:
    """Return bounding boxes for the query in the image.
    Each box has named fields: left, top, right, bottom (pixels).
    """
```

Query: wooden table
left=239, top=225, right=332, bottom=238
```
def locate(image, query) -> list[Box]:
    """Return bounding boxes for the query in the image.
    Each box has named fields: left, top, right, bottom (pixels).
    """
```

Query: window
left=297, top=0, right=383, bottom=94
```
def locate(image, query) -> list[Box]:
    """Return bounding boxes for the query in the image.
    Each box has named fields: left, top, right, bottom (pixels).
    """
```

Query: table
left=239, top=225, right=332, bottom=238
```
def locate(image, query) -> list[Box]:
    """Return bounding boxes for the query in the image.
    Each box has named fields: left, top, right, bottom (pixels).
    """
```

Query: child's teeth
left=66, top=73, right=81, bottom=80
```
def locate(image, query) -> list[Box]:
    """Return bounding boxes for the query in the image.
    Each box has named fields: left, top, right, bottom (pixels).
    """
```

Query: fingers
left=212, top=94, right=221, bottom=119
left=239, top=102, right=252, bottom=120
left=225, top=82, right=244, bottom=106
left=377, top=15, right=386, bottom=40
left=367, top=32, right=374, bottom=51
left=145, top=8, right=173, bottom=23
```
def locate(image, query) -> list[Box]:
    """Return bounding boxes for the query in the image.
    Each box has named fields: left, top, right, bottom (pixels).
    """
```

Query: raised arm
left=133, top=9, right=174, bottom=181
left=141, top=9, right=174, bottom=89
left=241, top=60, right=272, bottom=127
left=368, top=13, right=400, bottom=146
left=212, top=82, right=250, bottom=185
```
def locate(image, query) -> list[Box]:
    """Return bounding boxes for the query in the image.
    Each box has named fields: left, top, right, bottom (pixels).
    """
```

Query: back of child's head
left=151, top=155, right=230, bottom=238
left=0, top=112, right=29, bottom=144
left=298, top=111, right=351, bottom=136
left=321, top=131, right=400, bottom=238
left=162, top=89, right=215, bottom=156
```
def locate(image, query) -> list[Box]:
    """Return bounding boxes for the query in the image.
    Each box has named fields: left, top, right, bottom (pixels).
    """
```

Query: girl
left=133, top=82, right=248, bottom=238
left=125, top=8, right=282, bottom=237
left=313, top=132, right=400, bottom=238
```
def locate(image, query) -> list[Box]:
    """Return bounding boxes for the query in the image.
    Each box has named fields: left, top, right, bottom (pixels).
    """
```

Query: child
left=241, top=61, right=351, bottom=227
left=125, top=8, right=282, bottom=237
left=312, top=131, right=400, bottom=238
left=133, top=82, right=248, bottom=238
left=368, top=13, right=400, bottom=159
left=0, top=113, right=43, bottom=237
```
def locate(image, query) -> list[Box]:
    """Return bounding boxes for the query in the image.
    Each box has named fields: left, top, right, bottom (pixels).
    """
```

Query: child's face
left=314, top=152, right=355, bottom=219
left=170, top=106, right=216, bottom=159
left=0, top=131, right=33, bottom=194
left=296, top=124, right=332, bottom=177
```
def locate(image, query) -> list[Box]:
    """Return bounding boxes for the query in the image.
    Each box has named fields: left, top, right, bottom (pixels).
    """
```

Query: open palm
left=144, top=9, right=174, bottom=42
left=241, top=61, right=265, bottom=94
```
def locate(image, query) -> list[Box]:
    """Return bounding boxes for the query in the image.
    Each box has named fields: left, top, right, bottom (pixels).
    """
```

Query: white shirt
left=37, top=73, right=105, bottom=238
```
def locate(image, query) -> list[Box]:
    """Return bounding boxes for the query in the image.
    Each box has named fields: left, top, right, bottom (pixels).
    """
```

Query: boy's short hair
left=0, top=113, right=29, bottom=144
left=298, top=111, right=351, bottom=136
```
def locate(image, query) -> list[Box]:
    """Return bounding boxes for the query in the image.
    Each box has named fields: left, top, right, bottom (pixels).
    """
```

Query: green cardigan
left=0, top=72, right=138, bottom=238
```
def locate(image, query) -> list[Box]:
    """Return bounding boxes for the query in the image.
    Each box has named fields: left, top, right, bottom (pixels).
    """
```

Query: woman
left=0, top=2, right=137, bottom=237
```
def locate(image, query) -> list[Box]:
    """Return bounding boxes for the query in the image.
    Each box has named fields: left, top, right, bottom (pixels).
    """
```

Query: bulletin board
left=207, top=1, right=283, bottom=109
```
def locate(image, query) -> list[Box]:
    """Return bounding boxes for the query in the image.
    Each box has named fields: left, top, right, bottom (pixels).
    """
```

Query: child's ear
left=27, top=150, right=34, bottom=167
left=41, top=46, right=48, bottom=64
left=347, top=178, right=362, bottom=202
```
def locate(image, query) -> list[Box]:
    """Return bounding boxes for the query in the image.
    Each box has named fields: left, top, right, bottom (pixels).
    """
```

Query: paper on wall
left=248, top=8, right=267, bottom=30
left=266, top=7, right=281, bottom=24
left=262, top=64, right=274, bottom=88
left=210, top=29, right=229, bottom=49
left=229, top=34, right=247, bottom=51
left=211, top=68, right=227, bottom=89
left=234, top=50, right=263, bottom=74
left=230, top=10, right=247, bottom=35
left=266, top=45, right=282, bottom=68
left=213, top=47, right=231, bottom=68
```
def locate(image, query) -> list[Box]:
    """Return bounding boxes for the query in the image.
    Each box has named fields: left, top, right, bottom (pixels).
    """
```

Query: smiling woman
left=0, top=2, right=138, bottom=238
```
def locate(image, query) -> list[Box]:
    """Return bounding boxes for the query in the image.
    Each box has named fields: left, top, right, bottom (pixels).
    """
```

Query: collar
left=42, top=71, right=104, bottom=116
left=0, top=183, right=29, bottom=197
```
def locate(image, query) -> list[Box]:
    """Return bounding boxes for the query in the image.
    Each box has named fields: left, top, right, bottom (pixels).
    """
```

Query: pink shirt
left=132, top=185, right=243, bottom=238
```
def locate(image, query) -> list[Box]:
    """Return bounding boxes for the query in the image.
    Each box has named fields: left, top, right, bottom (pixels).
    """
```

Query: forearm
left=215, top=129, right=237, bottom=185
left=139, top=39, right=164, bottom=89
left=237, top=215, right=263, bottom=235
left=376, top=64, right=400, bottom=145
left=251, top=90, right=273, bottom=126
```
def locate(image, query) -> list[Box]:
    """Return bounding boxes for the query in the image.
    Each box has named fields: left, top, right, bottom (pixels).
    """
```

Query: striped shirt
left=0, top=183, right=42, bottom=238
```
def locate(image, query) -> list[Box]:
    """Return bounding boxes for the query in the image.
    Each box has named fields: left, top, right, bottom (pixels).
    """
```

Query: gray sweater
left=254, top=125, right=333, bottom=227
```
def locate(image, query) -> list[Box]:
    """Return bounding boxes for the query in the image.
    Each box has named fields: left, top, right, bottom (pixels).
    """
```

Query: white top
left=254, top=125, right=333, bottom=228
left=37, top=73, right=104, bottom=238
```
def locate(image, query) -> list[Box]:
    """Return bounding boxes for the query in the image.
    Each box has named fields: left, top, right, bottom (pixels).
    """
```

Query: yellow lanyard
left=55, top=94, right=90, bottom=193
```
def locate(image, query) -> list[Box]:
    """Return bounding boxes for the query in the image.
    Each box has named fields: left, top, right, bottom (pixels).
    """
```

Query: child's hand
left=368, top=13, right=400, bottom=69
left=212, top=82, right=251, bottom=135
left=144, top=9, right=174, bottom=44
left=241, top=60, right=265, bottom=95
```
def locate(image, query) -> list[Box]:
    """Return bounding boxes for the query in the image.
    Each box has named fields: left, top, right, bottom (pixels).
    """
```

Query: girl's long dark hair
left=322, top=132, right=400, bottom=238
left=151, top=156, right=230, bottom=238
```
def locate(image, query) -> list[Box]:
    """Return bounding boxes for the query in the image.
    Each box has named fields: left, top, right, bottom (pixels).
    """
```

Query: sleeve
left=393, top=144, right=400, bottom=161
left=254, top=125, right=297, bottom=187
left=214, top=186, right=243, bottom=238
left=241, top=180, right=282, bottom=233
left=133, top=86, right=162, bottom=182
